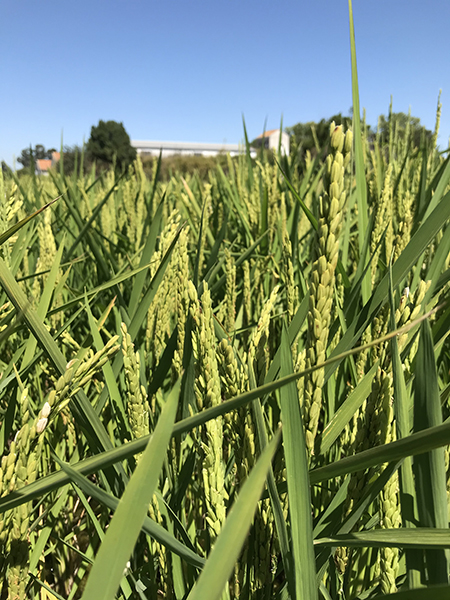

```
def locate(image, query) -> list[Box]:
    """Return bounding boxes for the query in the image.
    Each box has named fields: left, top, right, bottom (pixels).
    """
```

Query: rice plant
left=1, top=3, right=450, bottom=599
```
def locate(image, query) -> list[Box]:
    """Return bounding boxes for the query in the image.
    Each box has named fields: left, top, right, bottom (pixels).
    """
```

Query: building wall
left=267, top=131, right=290, bottom=155
left=131, top=140, right=250, bottom=158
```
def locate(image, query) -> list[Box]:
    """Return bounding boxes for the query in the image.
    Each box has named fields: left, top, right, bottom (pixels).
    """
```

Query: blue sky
left=1, top=0, right=449, bottom=167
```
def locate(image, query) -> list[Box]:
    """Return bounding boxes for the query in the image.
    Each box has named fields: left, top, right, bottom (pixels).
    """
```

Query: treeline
left=13, top=120, right=137, bottom=177
left=285, top=110, right=435, bottom=159
left=10, top=109, right=437, bottom=180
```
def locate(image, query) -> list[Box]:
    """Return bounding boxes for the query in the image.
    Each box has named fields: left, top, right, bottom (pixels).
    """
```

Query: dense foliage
left=15, top=120, right=136, bottom=177
left=285, top=106, right=435, bottom=160
left=86, top=120, right=136, bottom=172
left=285, top=112, right=353, bottom=157
left=1, top=3, right=450, bottom=594
left=1, top=99, right=450, bottom=599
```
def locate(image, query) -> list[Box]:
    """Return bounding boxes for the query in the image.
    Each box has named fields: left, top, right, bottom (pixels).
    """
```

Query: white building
left=252, top=129, right=290, bottom=155
left=131, top=139, right=255, bottom=158
left=132, top=129, right=289, bottom=159
left=35, top=151, right=60, bottom=176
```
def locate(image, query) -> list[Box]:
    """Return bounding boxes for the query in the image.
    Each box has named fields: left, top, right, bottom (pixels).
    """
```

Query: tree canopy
left=86, top=120, right=136, bottom=171
left=285, top=110, right=434, bottom=160
left=285, top=113, right=353, bottom=157
left=52, top=145, right=92, bottom=176
left=377, top=111, right=433, bottom=148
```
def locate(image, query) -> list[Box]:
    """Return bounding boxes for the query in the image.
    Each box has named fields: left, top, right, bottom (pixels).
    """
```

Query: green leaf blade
left=82, top=381, right=180, bottom=600
left=187, top=431, right=281, bottom=600
left=279, top=323, right=317, bottom=600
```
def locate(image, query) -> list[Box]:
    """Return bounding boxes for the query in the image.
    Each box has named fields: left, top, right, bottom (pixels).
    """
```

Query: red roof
left=255, top=129, right=280, bottom=139
left=35, top=152, right=60, bottom=173
left=36, top=159, right=52, bottom=171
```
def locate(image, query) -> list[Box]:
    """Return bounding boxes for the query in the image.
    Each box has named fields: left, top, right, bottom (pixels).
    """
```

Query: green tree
left=286, top=113, right=352, bottom=157
left=52, top=145, right=94, bottom=176
left=86, top=120, right=136, bottom=171
left=377, top=111, right=433, bottom=148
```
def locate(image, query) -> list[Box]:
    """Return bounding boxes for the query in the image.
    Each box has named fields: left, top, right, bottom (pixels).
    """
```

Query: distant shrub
left=140, top=153, right=233, bottom=181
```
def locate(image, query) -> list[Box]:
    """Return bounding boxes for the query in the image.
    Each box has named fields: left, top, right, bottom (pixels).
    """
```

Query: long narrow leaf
left=413, top=320, right=450, bottom=585
left=388, top=264, right=422, bottom=587
left=0, top=256, right=119, bottom=459
left=279, top=324, right=317, bottom=600
left=315, top=529, right=450, bottom=549
left=0, top=196, right=60, bottom=247
left=187, top=431, right=280, bottom=600
left=348, top=0, right=370, bottom=304
left=82, top=381, right=180, bottom=600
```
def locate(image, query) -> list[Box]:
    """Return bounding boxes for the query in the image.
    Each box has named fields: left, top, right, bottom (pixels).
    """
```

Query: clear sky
left=1, top=0, right=449, bottom=167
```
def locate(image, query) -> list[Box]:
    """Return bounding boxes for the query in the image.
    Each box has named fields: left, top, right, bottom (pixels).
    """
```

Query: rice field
left=1, top=5, right=450, bottom=600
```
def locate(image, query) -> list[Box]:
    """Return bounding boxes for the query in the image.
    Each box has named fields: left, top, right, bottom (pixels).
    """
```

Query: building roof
left=36, top=159, right=52, bottom=171
left=132, top=140, right=241, bottom=152
left=35, top=152, right=60, bottom=174
left=255, top=129, right=281, bottom=139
